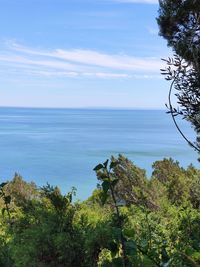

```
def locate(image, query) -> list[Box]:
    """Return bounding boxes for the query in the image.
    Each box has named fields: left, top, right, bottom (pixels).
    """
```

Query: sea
left=0, top=107, right=198, bottom=199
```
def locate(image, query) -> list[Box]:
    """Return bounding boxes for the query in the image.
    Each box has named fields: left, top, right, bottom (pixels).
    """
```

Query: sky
left=0, top=0, right=173, bottom=109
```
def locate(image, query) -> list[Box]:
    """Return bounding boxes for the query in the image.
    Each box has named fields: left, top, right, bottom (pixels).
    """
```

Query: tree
left=5, top=173, right=38, bottom=208
left=157, top=0, right=200, bottom=154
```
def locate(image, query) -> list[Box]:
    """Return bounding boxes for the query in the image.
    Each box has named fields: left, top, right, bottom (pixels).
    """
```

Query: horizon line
left=0, top=105, right=166, bottom=111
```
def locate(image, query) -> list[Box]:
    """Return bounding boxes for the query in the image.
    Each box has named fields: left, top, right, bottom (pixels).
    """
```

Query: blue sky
left=0, top=0, right=172, bottom=108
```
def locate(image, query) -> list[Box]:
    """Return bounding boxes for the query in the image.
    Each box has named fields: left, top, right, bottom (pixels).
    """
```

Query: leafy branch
left=161, top=55, right=200, bottom=153
left=94, top=159, right=130, bottom=267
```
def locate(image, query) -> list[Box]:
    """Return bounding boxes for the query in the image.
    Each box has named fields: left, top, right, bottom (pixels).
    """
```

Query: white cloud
left=11, top=43, right=162, bottom=71
left=83, top=72, right=130, bottom=78
left=53, top=49, right=161, bottom=72
left=0, top=42, right=163, bottom=79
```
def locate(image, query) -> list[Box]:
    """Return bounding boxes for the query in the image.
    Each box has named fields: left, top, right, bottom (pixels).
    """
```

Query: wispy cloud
left=0, top=42, right=163, bottom=79
left=53, top=49, right=161, bottom=72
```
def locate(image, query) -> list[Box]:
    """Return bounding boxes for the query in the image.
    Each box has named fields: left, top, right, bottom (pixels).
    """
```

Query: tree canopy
left=157, top=0, right=200, bottom=153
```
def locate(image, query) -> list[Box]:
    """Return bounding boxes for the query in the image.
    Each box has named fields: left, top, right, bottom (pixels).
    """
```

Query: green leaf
left=110, top=161, right=119, bottom=169
left=102, top=181, right=110, bottom=193
left=93, top=164, right=104, bottom=171
left=103, top=159, right=109, bottom=168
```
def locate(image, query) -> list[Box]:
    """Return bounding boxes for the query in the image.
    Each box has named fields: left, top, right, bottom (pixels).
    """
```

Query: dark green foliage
left=0, top=180, right=84, bottom=267
left=157, top=0, right=200, bottom=152
left=152, top=158, right=189, bottom=205
left=186, top=165, right=200, bottom=208
left=158, top=0, right=200, bottom=64
left=0, top=156, right=199, bottom=266
left=152, top=158, right=200, bottom=208
left=109, top=155, right=157, bottom=209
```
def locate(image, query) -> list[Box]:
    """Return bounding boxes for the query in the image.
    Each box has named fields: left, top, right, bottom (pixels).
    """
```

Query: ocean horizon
left=0, top=107, right=198, bottom=199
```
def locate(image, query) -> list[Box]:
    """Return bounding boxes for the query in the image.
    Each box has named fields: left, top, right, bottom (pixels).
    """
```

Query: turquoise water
left=0, top=107, right=198, bottom=199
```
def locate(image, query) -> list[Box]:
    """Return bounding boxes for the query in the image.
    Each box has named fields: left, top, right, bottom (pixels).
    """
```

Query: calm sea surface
left=0, top=107, right=198, bottom=199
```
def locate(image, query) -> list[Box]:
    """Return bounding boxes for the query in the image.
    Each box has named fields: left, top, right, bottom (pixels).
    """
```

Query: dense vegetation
left=0, top=155, right=199, bottom=267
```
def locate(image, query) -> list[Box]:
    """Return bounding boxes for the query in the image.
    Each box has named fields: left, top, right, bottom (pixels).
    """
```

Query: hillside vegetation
left=0, top=155, right=199, bottom=267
